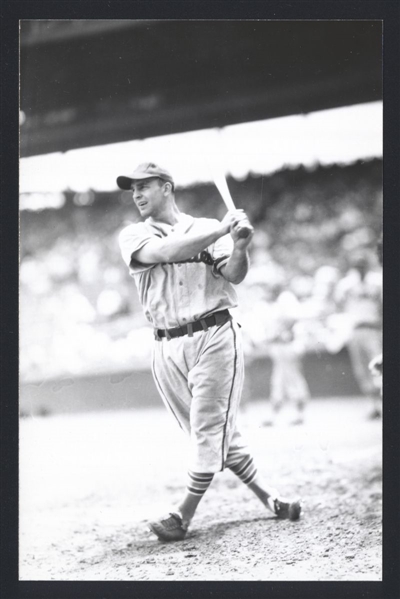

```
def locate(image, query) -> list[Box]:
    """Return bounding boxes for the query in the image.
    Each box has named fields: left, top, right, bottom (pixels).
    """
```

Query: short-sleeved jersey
left=119, top=213, right=238, bottom=328
left=335, top=269, right=382, bottom=327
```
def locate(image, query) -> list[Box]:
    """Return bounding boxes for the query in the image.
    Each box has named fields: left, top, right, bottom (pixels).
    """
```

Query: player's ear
left=163, top=181, right=172, bottom=195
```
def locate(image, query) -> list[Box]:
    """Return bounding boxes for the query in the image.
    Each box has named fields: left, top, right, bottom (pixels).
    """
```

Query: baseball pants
left=348, top=327, right=382, bottom=396
left=151, top=318, right=251, bottom=473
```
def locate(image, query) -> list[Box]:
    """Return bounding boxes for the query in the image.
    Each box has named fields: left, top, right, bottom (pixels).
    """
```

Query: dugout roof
left=20, top=20, right=382, bottom=157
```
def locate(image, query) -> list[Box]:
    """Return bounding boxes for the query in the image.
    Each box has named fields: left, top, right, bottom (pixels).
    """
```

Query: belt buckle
left=154, top=329, right=162, bottom=341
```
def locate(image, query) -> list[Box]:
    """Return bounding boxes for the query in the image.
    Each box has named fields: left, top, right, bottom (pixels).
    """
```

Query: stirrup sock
left=229, top=456, right=258, bottom=485
left=187, top=471, right=214, bottom=496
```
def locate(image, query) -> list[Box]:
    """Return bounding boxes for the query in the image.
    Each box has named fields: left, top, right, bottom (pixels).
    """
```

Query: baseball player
left=334, top=253, right=382, bottom=419
left=117, top=162, right=301, bottom=542
left=266, top=317, right=311, bottom=426
left=368, top=235, right=383, bottom=405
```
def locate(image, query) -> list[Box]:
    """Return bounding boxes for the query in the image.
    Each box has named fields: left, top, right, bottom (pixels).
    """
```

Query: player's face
left=131, top=178, right=165, bottom=218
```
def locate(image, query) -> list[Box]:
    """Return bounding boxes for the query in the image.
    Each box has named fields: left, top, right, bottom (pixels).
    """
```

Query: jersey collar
left=146, top=213, right=194, bottom=237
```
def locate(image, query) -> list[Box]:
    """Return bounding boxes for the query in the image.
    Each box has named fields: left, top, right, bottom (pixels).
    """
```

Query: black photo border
left=1, top=2, right=399, bottom=599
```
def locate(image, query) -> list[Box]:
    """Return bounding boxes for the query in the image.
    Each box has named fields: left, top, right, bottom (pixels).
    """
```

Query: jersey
left=335, top=269, right=382, bottom=328
left=118, top=213, right=238, bottom=329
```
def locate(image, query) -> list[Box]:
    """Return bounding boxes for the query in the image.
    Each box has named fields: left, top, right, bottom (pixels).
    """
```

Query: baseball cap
left=116, top=162, right=174, bottom=190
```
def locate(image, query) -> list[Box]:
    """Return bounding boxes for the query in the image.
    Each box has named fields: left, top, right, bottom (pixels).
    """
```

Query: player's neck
left=149, top=201, right=181, bottom=226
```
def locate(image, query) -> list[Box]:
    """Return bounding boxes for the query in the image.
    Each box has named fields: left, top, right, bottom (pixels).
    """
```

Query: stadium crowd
left=20, top=160, right=382, bottom=411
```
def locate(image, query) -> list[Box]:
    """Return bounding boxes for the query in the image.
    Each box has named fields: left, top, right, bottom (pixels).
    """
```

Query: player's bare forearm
left=221, top=246, right=250, bottom=284
left=221, top=218, right=254, bottom=284
left=134, top=227, right=223, bottom=264
left=133, top=210, right=244, bottom=265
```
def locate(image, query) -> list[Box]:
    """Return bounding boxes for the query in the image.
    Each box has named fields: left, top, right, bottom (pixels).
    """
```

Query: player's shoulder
left=119, top=220, right=148, bottom=240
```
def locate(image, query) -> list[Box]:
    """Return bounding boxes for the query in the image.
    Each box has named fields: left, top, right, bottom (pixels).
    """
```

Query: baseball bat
left=213, top=174, right=252, bottom=239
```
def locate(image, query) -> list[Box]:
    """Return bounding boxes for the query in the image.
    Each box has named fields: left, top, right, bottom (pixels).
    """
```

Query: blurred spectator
left=311, top=266, right=341, bottom=317
left=288, top=275, right=314, bottom=302
left=334, top=252, right=382, bottom=418
left=368, top=233, right=383, bottom=401
left=20, top=255, right=52, bottom=296
left=369, top=353, right=382, bottom=397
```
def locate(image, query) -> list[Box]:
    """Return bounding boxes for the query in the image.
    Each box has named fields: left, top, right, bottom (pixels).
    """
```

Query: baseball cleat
left=148, top=512, right=188, bottom=542
left=273, top=498, right=302, bottom=521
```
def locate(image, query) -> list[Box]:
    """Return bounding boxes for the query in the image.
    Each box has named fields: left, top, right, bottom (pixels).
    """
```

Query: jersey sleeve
left=212, top=233, right=234, bottom=275
left=118, top=223, right=156, bottom=274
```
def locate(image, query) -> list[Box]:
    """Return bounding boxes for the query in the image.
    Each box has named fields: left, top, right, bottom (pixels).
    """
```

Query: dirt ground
left=19, top=395, right=382, bottom=581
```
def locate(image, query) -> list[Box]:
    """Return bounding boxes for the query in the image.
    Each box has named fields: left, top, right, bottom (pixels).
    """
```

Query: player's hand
left=218, top=209, right=246, bottom=235
left=230, top=213, right=254, bottom=247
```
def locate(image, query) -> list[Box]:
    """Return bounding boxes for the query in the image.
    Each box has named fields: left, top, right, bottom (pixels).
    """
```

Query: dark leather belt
left=154, top=309, right=231, bottom=340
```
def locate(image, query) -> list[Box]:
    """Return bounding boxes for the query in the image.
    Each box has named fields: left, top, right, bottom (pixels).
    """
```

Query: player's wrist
left=232, top=232, right=253, bottom=250
left=217, top=223, right=230, bottom=237
left=232, top=242, right=249, bottom=254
